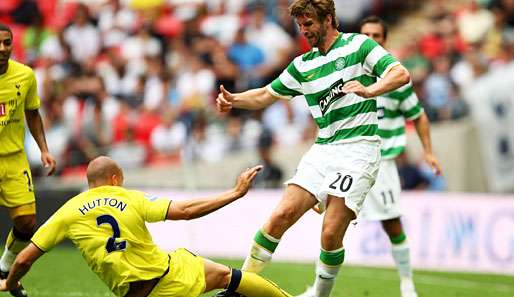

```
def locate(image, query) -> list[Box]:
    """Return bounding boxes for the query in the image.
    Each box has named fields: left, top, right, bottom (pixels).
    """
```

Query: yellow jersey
left=0, top=59, right=41, bottom=155
left=31, top=186, right=172, bottom=297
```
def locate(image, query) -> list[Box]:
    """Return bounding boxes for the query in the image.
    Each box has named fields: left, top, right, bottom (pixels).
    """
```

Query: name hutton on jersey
left=78, top=197, right=127, bottom=215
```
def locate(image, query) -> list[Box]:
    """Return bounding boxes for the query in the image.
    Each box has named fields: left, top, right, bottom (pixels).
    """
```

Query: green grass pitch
left=5, top=247, right=514, bottom=297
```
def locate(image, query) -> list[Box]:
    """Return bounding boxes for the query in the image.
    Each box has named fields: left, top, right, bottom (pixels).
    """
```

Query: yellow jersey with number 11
left=0, top=59, right=40, bottom=155
left=31, top=186, right=172, bottom=297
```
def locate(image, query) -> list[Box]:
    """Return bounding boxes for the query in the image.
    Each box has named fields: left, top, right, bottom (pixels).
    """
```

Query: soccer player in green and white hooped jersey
left=215, top=1, right=411, bottom=297
left=357, top=16, right=443, bottom=297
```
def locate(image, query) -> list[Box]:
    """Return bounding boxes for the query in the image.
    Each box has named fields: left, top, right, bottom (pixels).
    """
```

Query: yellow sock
left=234, top=270, right=291, bottom=297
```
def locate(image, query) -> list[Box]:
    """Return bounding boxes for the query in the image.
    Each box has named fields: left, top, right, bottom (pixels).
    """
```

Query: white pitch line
left=348, top=269, right=514, bottom=293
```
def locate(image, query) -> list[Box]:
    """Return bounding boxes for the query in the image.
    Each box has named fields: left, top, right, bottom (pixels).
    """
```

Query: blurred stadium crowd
left=1, top=0, right=513, bottom=185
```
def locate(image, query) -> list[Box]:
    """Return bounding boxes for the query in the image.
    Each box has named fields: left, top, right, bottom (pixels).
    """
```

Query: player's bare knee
left=269, top=207, right=297, bottom=231
left=204, top=260, right=231, bottom=290
left=277, top=205, right=300, bottom=225
left=321, top=226, right=342, bottom=245
left=218, top=266, right=232, bottom=288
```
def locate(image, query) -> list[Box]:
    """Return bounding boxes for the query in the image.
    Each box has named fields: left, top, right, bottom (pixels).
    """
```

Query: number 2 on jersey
left=96, top=214, right=127, bottom=253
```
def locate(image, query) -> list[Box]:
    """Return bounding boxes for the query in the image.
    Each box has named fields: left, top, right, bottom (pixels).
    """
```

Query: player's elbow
left=180, top=208, right=196, bottom=220
left=168, top=207, right=195, bottom=220
left=397, top=66, right=410, bottom=85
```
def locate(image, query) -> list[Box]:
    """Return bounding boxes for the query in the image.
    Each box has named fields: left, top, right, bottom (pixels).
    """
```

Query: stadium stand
left=1, top=0, right=512, bottom=192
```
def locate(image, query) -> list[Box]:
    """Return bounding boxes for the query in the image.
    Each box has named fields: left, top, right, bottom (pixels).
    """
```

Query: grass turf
left=3, top=247, right=513, bottom=297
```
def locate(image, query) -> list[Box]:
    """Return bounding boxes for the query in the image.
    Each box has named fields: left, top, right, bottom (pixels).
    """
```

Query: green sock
left=242, top=229, right=279, bottom=273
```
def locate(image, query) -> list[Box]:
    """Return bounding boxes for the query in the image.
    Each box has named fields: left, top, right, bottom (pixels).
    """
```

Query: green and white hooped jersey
left=267, top=33, right=399, bottom=144
left=377, top=82, right=424, bottom=159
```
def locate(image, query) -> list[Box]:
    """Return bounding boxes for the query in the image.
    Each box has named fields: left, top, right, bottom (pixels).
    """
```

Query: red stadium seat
left=36, top=0, right=57, bottom=26
left=46, top=1, right=78, bottom=30
left=10, top=24, right=27, bottom=62
left=0, top=0, right=20, bottom=13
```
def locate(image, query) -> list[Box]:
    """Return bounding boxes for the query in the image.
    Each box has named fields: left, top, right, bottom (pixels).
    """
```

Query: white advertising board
left=146, top=190, right=514, bottom=274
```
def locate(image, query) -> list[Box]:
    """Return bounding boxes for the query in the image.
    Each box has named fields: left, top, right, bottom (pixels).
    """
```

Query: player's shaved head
left=87, top=156, right=124, bottom=188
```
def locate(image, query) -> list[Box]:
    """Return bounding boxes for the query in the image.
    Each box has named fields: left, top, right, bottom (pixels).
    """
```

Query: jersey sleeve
left=360, top=36, right=400, bottom=78
left=25, top=69, right=41, bottom=110
left=267, top=60, right=304, bottom=100
left=31, top=209, right=68, bottom=252
left=395, top=82, right=424, bottom=120
left=133, top=191, right=171, bottom=223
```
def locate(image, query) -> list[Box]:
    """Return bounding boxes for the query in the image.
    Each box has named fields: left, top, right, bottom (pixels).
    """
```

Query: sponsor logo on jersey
left=306, top=71, right=317, bottom=80
left=0, top=103, right=5, bottom=116
left=319, top=79, right=346, bottom=115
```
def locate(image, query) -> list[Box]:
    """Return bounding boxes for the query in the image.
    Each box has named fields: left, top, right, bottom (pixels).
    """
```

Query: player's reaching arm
left=167, top=165, right=263, bottom=220
left=413, top=113, right=442, bottom=175
left=25, top=109, right=56, bottom=175
left=342, top=64, right=410, bottom=99
left=216, top=85, right=280, bottom=112
left=0, top=244, right=43, bottom=292
left=343, top=35, right=410, bottom=98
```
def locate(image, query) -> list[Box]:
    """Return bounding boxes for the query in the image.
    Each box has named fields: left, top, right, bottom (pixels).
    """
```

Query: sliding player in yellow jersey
left=0, top=156, right=291, bottom=297
left=0, top=24, right=56, bottom=297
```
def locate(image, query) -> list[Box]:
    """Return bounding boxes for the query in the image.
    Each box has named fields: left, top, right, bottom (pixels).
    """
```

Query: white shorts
left=285, top=140, right=380, bottom=216
left=359, top=158, right=402, bottom=221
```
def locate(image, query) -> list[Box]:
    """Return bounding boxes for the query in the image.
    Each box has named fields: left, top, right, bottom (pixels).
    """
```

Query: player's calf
left=214, top=269, right=290, bottom=297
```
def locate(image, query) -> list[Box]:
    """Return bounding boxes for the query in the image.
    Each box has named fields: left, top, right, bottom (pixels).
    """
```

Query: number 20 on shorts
left=329, top=173, right=353, bottom=192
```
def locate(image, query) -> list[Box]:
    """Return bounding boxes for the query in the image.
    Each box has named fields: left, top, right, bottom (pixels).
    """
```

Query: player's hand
left=216, top=85, right=234, bottom=113
left=424, top=152, right=442, bottom=175
left=234, top=165, right=263, bottom=197
left=41, top=151, right=57, bottom=176
left=342, top=81, right=373, bottom=98
left=0, top=279, right=20, bottom=291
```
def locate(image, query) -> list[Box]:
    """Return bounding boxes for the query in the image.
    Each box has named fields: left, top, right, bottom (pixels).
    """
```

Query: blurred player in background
left=358, top=16, right=442, bottom=297
left=0, top=23, right=56, bottom=297
left=215, top=1, right=410, bottom=296
left=0, top=156, right=292, bottom=297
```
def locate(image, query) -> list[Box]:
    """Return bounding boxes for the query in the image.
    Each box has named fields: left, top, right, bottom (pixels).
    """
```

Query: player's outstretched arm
left=216, top=85, right=279, bottom=112
left=25, top=109, right=57, bottom=175
left=167, top=165, right=263, bottom=220
left=414, top=112, right=442, bottom=175
left=0, top=244, right=43, bottom=292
